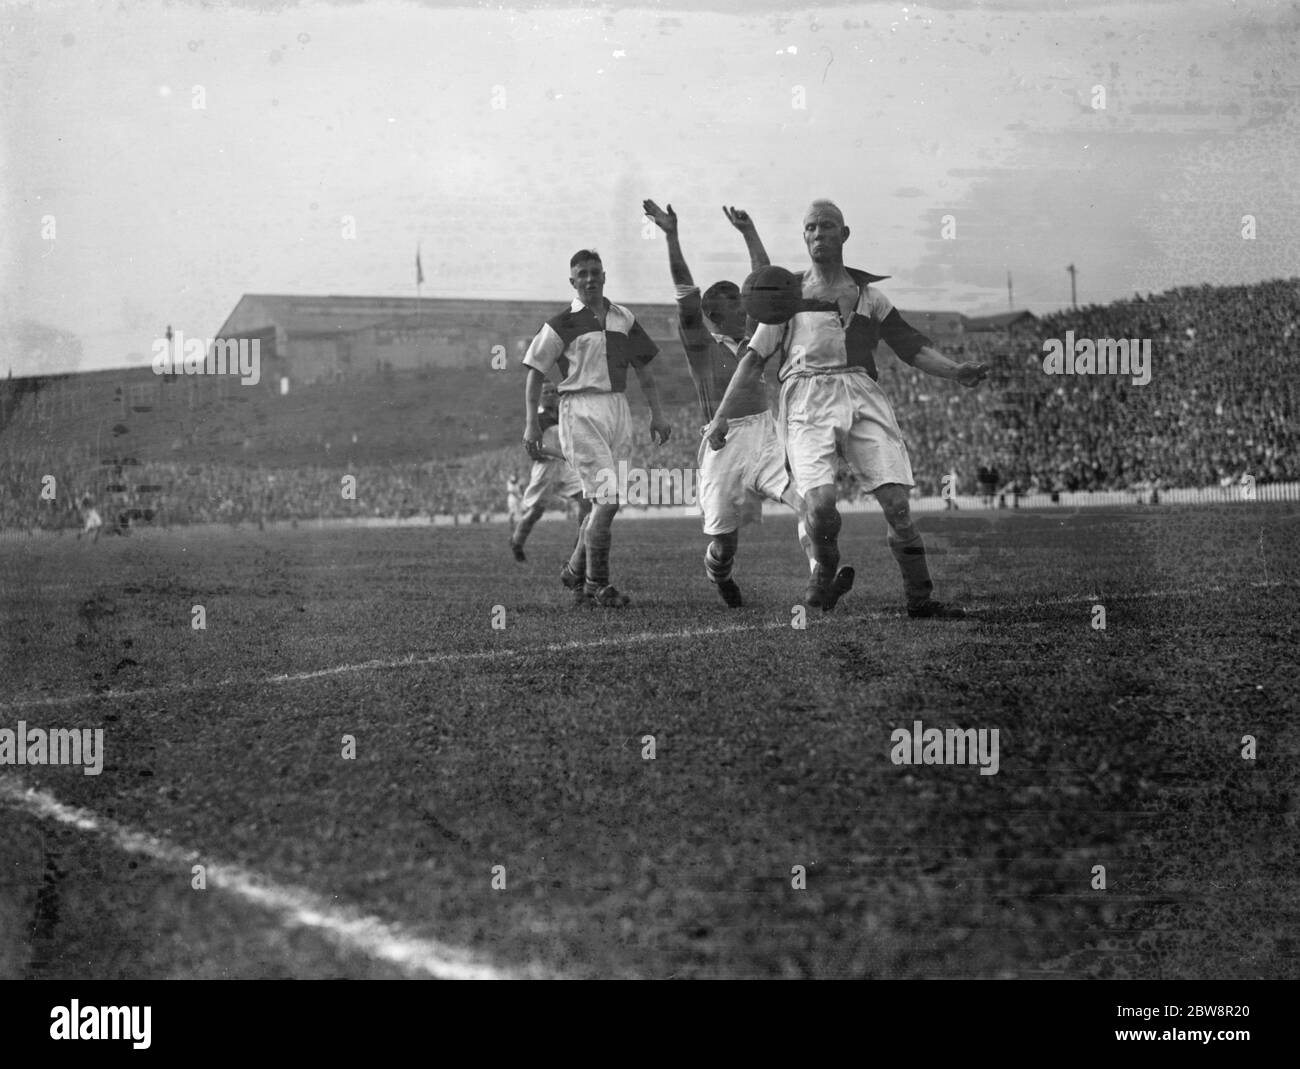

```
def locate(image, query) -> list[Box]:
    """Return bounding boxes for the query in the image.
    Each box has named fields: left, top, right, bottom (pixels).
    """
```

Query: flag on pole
left=415, top=245, right=425, bottom=286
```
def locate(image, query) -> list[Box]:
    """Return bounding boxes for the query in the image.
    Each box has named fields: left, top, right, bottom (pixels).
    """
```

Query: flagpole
left=416, top=242, right=424, bottom=327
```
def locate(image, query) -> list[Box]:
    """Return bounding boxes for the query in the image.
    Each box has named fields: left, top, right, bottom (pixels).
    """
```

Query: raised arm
left=644, top=197, right=718, bottom=394
left=723, top=206, right=770, bottom=273
left=642, top=200, right=694, bottom=291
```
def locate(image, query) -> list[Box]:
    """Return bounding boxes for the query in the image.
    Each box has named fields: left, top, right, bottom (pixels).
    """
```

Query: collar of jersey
left=708, top=331, right=744, bottom=354
left=569, top=297, right=611, bottom=315
left=794, top=266, right=890, bottom=315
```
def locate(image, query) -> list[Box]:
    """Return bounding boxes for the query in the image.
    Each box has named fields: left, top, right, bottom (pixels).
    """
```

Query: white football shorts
left=780, top=370, right=915, bottom=495
left=696, top=410, right=791, bottom=536
left=558, top=391, right=633, bottom=501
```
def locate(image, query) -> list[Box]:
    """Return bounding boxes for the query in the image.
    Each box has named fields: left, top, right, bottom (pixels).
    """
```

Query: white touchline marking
left=1, top=581, right=1289, bottom=713
left=0, top=775, right=552, bottom=981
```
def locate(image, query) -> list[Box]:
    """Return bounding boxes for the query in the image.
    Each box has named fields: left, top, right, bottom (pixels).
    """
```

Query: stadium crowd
left=2, top=278, right=1295, bottom=530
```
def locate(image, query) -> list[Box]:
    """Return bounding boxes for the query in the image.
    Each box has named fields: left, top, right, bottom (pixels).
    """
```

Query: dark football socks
left=704, top=530, right=739, bottom=584
left=807, top=505, right=842, bottom=579
left=584, top=518, right=612, bottom=590
left=888, top=526, right=934, bottom=606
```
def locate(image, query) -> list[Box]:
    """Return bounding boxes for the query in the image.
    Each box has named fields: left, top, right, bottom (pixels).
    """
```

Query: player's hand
left=723, top=206, right=755, bottom=234
left=523, top=423, right=544, bottom=461
left=650, top=416, right=672, bottom=446
left=955, top=362, right=989, bottom=388
left=642, top=199, right=677, bottom=237
left=703, top=416, right=728, bottom=451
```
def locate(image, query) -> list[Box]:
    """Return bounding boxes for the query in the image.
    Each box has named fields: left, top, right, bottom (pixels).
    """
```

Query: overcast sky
left=2, top=0, right=1297, bottom=376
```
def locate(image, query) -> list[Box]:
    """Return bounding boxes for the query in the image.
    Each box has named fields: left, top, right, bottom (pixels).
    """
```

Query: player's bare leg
left=582, top=501, right=629, bottom=606
left=801, top=484, right=855, bottom=610
left=873, top=482, right=964, bottom=619
left=779, top=484, right=819, bottom=573
left=511, top=504, right=546, bottom=562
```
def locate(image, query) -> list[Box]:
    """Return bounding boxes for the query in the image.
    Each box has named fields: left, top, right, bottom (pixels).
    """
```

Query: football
left=741, top=265, right=802, bottom=325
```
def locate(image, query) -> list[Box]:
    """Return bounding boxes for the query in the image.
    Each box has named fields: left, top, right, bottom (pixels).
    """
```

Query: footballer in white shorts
left=696, top=409, right=789, bottom=536
left=643, top=198, right=820, bottom=608
left=558, top=391, right=632, bottom=502
left=781, top=369, right=915, bottom=497
left=510, top=386, right=589, bottom=563
left=703, top=199, right=988, bottom=616
left=520, top=249, right=671, bottom=606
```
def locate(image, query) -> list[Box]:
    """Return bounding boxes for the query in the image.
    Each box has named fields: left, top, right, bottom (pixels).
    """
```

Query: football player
left=704, top=199, right=988, bottom=616
left=522, top=249, right=671, bottom=607
left=510, top=382, right=591, bottom=563
left=642, top=199, right=832, bottom=607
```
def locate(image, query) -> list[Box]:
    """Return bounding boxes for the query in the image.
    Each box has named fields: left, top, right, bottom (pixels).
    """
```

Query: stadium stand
left=1, top=278, right=1296, bottom=529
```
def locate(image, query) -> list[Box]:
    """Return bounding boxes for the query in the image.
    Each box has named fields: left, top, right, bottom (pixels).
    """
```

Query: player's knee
left=875, top=486, right=911, bottom=529
left=807, top=499, right=841, bottom=537
left=712, top=530, right=739, bottom=556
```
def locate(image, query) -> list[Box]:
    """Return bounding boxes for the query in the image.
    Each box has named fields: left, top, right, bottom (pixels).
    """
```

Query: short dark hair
left=702, top=280, right=740, bottom=325
left=569, top=249, right=602, bottom=269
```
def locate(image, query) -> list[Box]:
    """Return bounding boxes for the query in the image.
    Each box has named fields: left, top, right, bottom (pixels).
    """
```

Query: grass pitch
left=1, top=503, right=1297, bottom=979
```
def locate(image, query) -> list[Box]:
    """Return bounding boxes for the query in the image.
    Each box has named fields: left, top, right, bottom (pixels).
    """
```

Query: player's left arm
left=875, top=294, right=987, bottom=387
left=627, top=318, right=671, bottom=445
left=702, top=347, right=766, bottom=449
left=723, top=206, right=770, bottom=272
left=632, top=361, right=671, bottom=445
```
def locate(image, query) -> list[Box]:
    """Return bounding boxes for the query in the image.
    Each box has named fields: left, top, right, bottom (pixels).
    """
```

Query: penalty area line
left=0, top=775, right=552, bottom=980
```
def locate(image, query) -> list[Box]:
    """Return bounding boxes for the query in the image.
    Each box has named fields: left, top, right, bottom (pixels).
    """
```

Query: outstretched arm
left=642, top=200, right=693, bottom=290
left=879, top=305, right=988, bottom=388
left=902, top=345, right=989, bottom=388
left=723, top=206, right=770, bottom=273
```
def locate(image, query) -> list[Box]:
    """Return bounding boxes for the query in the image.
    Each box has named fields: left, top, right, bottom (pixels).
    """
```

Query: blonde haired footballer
left=642, top=199, right=829, bottom=607
left=704, top=200, right=988, bottom=616
left=522, top=250, right=671, bottom=607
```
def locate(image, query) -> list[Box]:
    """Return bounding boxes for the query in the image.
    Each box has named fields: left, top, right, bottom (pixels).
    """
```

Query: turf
left=1, top=504, right=1297, bottom=979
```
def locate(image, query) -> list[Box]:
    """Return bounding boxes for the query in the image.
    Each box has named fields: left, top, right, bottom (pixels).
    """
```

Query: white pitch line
left=0, top=775, right=549, bottom=981
left=0, top=620, right=792, bottom=711
left=2, top=580, right=1290, bottom=713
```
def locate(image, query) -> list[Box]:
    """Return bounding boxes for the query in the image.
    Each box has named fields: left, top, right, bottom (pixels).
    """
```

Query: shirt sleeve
left=866, top=289, right=931, bottom=362
left=522, top=322, right=564, bottom=374
left=746, top=321, right=785, bottom=364
left=625, top=317, right=659, bottom=367
left=675, top=286, right=714, bottom=358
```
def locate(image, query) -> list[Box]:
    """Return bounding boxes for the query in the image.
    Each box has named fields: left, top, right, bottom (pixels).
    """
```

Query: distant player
left=522, top=249, right=671, bottom=607
left=506, top=474, right=523, bottom=527
left=704, top=199, right=988, bottom=617
left=510, top=382, right=591, bottom=563
left=642, top=199, right=828, bottom=607
left=78, top=495, right=103, bottom=543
